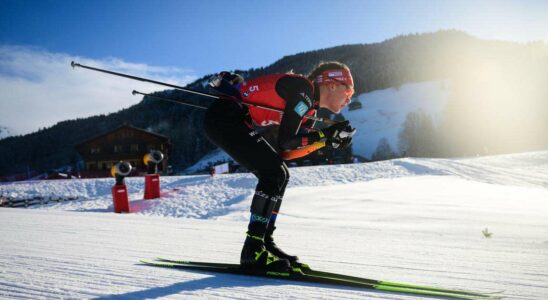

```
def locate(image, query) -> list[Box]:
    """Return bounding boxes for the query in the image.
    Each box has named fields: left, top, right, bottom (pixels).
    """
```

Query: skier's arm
left=281, top=141, right=327, bottom=160
left=275, top=76, right=324, bottom=153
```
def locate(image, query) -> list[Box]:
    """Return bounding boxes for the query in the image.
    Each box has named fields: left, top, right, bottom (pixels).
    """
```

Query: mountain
left=1, top=30, right=547, bottom=177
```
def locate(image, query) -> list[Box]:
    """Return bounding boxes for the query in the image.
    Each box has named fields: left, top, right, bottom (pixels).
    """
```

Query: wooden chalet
left=74, top=125, right=170, bottom=176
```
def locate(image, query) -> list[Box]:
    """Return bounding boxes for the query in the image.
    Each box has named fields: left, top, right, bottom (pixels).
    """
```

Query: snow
left=343, top=80, right=450, bottom=158
left=1, top=151, right=548, bottom=299
left=184, top=149, right=231, bottom=175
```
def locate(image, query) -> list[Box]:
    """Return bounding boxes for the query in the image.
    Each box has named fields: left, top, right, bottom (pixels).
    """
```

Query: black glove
left=209, top=71, right=244, bottom=98
left=326, top=137, right=353, bottom=150
left=321, top=120, right=356, bottom=141
left=209, top=71, right=244, bottom=86
left=338, top=137, right=353, bottom=149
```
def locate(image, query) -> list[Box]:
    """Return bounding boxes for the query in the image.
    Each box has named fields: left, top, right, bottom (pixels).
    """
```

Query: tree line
left=1, top=30, right=546, bottom=176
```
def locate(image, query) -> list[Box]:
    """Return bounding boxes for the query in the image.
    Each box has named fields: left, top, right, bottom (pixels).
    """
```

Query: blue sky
left=0, top=0, right=547, bottom=135
left=2, top=0, right=547, bottom=74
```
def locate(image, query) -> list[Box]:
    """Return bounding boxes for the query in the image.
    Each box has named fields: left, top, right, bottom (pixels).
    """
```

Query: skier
left=203, top=62, right=356, bottom=273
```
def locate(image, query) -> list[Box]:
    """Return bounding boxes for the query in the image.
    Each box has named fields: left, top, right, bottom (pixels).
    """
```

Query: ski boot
left=264, top=226, right=308, bottom=269
left=240, top=233, right=291, bottom=274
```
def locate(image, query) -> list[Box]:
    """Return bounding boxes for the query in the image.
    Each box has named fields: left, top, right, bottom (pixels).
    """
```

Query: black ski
left=155, top=257, right=502, bottom=296
left=140, top=259, right=501, bottom=300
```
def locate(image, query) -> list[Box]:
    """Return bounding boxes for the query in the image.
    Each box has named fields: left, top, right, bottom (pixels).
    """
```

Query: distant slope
left=344, top=80, right=449, bottom=158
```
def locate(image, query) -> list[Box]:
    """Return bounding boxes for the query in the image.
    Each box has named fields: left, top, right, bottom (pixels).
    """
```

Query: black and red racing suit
left=203, top=73, right=323, bottom=233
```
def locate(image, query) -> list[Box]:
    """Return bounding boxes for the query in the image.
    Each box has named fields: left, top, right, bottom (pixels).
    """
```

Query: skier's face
left=322, top=81, right=354, bottom=113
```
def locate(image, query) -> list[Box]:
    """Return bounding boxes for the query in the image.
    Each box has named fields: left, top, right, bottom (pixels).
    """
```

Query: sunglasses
left=329, top=77, right=354, bottom=97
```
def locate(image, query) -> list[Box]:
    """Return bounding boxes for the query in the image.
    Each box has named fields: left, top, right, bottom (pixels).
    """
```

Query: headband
left=315, top=68, right=354, bottom=87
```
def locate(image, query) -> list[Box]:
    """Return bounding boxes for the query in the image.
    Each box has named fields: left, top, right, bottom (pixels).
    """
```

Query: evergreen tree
left=372, top=138, right=396, bottom=161
left=398, top=111, right=438, bottom=157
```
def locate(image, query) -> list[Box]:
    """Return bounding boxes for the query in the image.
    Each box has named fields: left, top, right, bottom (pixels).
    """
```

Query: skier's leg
left=204, top=100, right=287, bottom=235
left=263, top=162, right=300, bottom=265
left=204, top=100, right=290, bottom=271
left=269, top=162, right=289, bottom=222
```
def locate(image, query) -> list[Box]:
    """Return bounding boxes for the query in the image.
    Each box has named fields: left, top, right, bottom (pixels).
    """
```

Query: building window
left=90, top=147, right=101, bottom=154
left=114, top=145, right=123, bottom=153
left=130, top=144, right=139, bottom=152
left=147, top=144, right=156, bottom=151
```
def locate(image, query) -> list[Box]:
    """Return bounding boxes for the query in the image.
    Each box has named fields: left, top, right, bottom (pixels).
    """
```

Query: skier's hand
left=326, top=137, right=353, bottom=150
left=321, top=120, right=356, bottom=141
left=338, top=137, right=353, bottom=149
left=208, top=71, right=244, bottom=98
left=209, top=71, right=244, bottom=87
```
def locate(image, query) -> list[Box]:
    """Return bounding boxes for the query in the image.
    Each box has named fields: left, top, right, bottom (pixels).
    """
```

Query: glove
left=209, top=71, right=244, bottom=98
left=321, top=120, right=356, bottom=141
left=209, top=71, right=244, bottom=87
left=338, top=137, right=353, bottom=149
left=326, top=137, right=353, bottom=150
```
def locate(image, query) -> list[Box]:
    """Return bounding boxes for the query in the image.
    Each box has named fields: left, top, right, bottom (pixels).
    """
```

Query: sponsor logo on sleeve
left=294, top=101, right=309, bottom=117
left=299, top=92, right=313, bottom=107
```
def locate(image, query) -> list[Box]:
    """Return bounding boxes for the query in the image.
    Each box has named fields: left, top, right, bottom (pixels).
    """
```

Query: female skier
left=204, top=61, right=356, bottom=273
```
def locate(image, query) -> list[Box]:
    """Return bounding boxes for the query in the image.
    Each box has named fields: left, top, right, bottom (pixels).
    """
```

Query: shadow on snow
left=92, top=266, right=395, bottom=299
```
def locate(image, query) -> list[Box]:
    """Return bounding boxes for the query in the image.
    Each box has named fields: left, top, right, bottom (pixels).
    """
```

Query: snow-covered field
left=1, top=151, right=548, bottom=299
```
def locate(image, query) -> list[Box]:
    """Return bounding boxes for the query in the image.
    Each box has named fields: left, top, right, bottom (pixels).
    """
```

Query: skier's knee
left=258, top=164, right=289, bottom=195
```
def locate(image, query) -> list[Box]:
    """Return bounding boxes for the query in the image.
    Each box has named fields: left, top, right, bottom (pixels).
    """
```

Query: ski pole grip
left=322, top=119, right=339, bottom=126
left=71, top=61, right=82, bottom=69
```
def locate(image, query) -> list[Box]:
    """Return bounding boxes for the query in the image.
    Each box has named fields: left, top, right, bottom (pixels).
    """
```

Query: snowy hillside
left=1, top=151, right=548, bottom=299
left=344, top=80, right=450, bottom=158
left=184, top=148, right=231, bottom=175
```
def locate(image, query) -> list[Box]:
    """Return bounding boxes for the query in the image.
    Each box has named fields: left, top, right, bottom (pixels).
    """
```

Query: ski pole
left=72, top=61, right=338, bottom=125
left=132, top=90, right=338, bottom=125
left=132, top=90, right=209, bottom=110
left=71, top=61, right=218, bottom=99
left=243, top=103, right=337, bottom=125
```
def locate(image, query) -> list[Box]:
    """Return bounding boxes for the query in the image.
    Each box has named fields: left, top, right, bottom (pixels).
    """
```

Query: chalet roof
left=74, top=124, right=169, bottom=148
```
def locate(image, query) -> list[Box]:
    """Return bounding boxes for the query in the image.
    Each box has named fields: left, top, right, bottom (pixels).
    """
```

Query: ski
left=141, top=259, right=501, bottom=300
left=155, top=257, right=501, bottom=297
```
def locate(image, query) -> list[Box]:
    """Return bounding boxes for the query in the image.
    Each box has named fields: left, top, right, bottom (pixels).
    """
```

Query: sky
left=0, top=0, right=547, bottom=136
